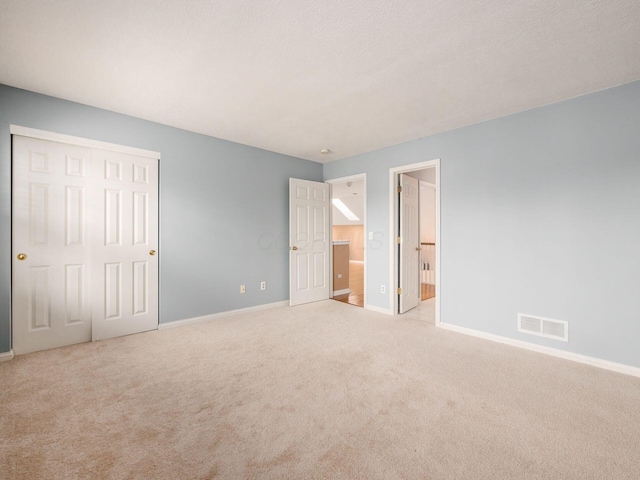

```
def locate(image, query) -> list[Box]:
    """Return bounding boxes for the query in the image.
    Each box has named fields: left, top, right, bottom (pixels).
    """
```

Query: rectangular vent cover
left=518, top=313, right=568, bottom=342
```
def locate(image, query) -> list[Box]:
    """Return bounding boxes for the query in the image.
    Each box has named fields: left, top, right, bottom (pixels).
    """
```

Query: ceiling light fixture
left=320, top=149, right=331, bottom=154
left=332, top=198, right=359, bottom=221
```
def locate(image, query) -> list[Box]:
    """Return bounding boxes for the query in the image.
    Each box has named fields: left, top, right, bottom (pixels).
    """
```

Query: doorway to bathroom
left=328, top=175, right=366, bottom=308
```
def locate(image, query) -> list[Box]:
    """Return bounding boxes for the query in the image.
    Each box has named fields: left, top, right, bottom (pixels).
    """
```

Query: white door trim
left=389, top=159, right=440, bottom=324
left=326, top=173, right=367, bottom=308
left=0, top=350, right=15, bottom=362
left=10, top=125, right=161, bottom=160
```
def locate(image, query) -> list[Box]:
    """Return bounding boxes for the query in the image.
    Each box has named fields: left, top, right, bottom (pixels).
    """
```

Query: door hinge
left=397, top=288, right=402, bottom=295
left=397, top=236, right=401, bottom=244
left=397, top=185, right=402, bottom=193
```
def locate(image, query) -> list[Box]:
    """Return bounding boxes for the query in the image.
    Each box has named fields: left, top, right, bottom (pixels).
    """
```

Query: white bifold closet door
left=12, top=135, right=158, bottom=355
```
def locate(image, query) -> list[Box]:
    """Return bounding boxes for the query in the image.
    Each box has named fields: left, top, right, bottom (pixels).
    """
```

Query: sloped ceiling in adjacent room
left=332, top=179, right=364, bottom=225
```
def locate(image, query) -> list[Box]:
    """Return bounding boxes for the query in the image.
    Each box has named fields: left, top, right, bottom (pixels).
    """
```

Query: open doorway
left=405, top=170, right=436, bottom=302
left=389, top=160, right=440, bottom=323
left=328, top=175, right=366, bottom=308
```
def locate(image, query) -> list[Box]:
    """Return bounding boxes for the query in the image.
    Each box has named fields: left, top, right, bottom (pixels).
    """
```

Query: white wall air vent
left=518, top=313, right=568, bottom=342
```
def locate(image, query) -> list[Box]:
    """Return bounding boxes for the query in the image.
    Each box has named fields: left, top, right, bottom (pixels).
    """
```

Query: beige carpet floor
left=1, top=300, right=639, bottom=479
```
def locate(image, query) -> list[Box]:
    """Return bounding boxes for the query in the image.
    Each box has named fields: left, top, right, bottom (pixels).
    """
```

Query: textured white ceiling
left=1, top=1, right=639, bottom=163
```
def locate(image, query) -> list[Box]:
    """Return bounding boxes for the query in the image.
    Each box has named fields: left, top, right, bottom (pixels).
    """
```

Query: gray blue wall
left=324, top=81, right=640, bottom=368
left=0, top=85, right=322, bottom=353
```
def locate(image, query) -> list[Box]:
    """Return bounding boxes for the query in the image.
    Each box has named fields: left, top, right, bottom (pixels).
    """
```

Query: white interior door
left=91, top=149, right=159, bottom=340
left=289, top=178, right=330, bottom=306
left=12, top=136, right=93, bottom=354
left=399, top=173, right=420, bottom=313
left=12, top=134, right=159, bottom=354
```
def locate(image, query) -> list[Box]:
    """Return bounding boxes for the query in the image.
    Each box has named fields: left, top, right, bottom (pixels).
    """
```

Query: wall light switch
left=337, top=274, right=342, bottom=279
left=240, top=285, right=246, bottom=294
left=369, top=232, right=374, bottom=240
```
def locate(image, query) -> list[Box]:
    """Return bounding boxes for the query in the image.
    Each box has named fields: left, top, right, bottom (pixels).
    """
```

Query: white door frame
left=9, top=125, right=161, bottom=352
left=389, top=159, right=440, bottom=324
left=326, top=174, right=367, bottom=307
left=10, top=125, right=160, bottom=159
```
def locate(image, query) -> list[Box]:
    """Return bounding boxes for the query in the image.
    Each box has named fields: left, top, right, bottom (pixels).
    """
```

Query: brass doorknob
left=149, top=250, right=156, bottom=256
left=415, top=247, right=420, bottom=251
left=17, top=253, right=27, bottom=261
left=291, top=246, right=298, bottom=251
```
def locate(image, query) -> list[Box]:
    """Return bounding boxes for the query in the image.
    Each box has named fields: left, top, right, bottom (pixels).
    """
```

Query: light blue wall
left=0, top=85, right=322, bottom=353
left=3, top=82, right=640, bottom=369
left=324, top=81, right=640, bottom=368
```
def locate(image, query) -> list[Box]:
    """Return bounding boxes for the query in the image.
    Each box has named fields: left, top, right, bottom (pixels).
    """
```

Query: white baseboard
left=0, top=350, right=15, bottom=363
left=365, top=304, right=394, bottom=315
left=439, top=322, right=640, bottom=378
left=159, top=300, right=289, bottom=330
left=333, top=288, right=351, bottom=296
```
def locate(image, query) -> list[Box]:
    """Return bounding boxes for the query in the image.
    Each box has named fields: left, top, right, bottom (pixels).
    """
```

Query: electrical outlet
left=240, top=284, right=246, bottom=294
left=337, top=274, right=342, bottom=279
left=381, top=285, right=385, bottom=293
left=260, top=281, right=266, bottom=291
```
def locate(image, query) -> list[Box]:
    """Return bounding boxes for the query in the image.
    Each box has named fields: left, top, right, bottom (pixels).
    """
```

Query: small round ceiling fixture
left=320, top=149, right=331, bottom=154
